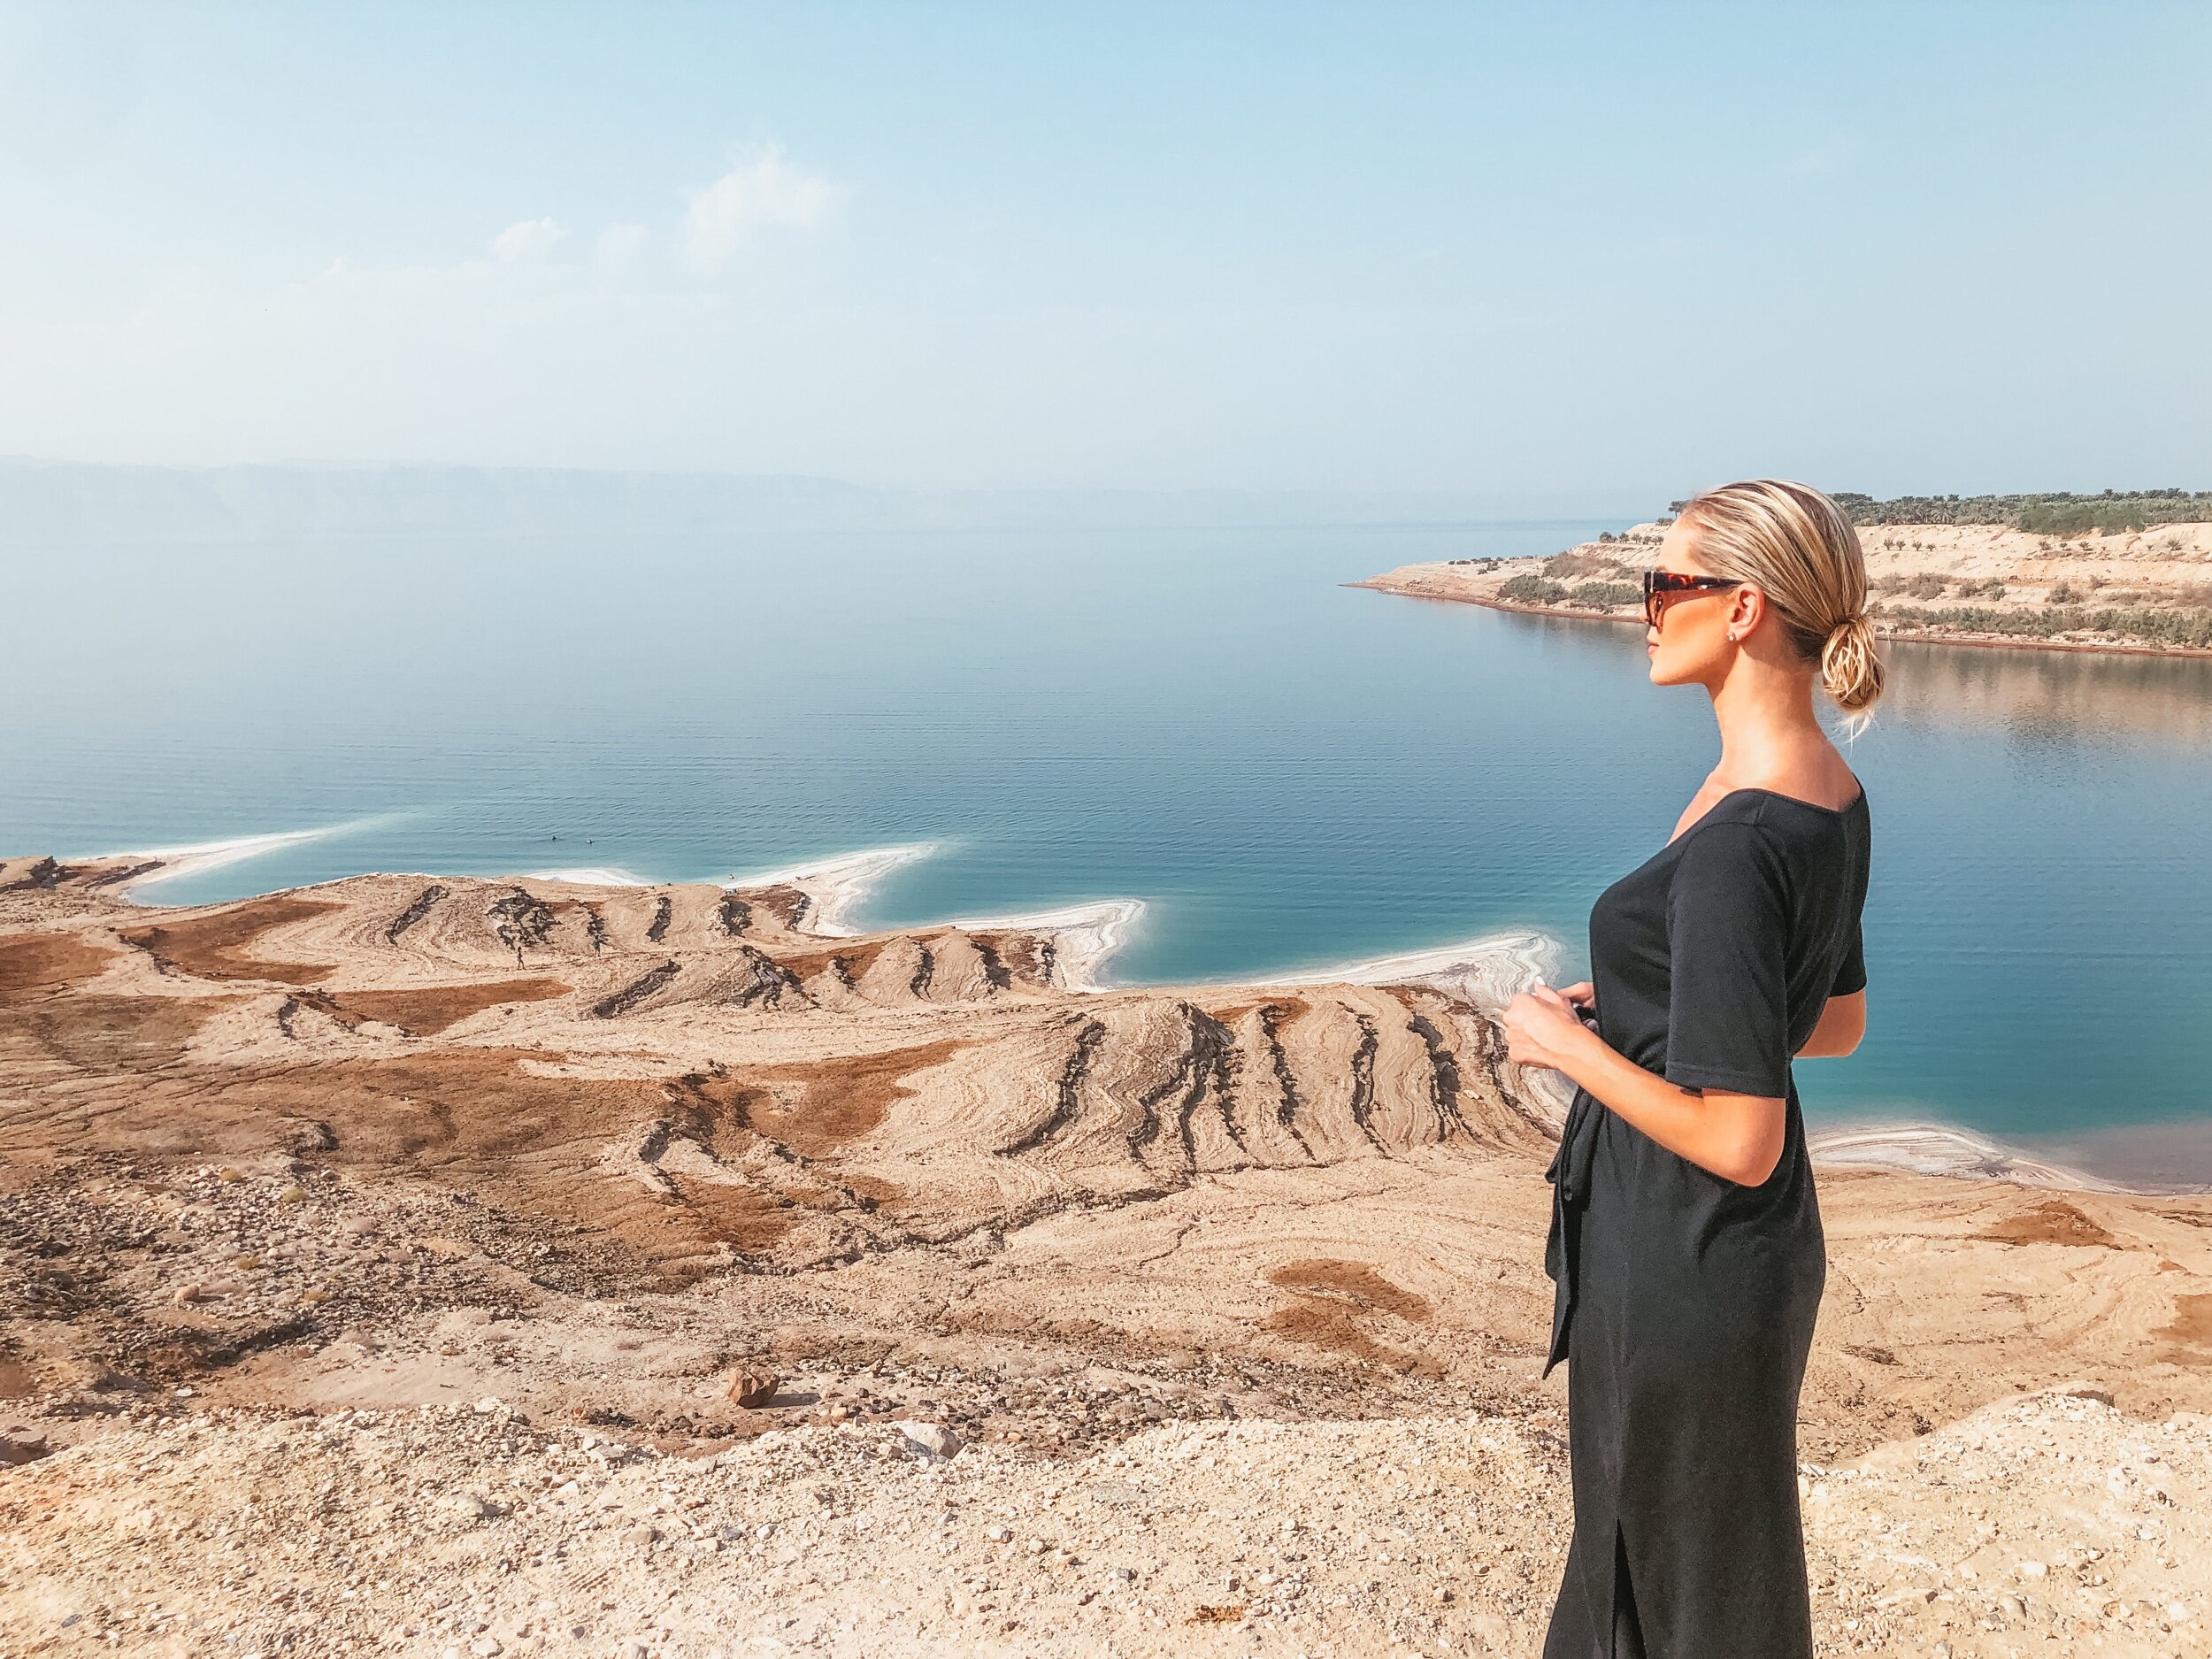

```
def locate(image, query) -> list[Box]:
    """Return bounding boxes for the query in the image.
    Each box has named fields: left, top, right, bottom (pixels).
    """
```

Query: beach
left=4, top=849, right=2209, bottom=1655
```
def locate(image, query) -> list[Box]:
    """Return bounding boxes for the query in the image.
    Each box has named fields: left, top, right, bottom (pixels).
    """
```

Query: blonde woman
left=1500, top=480, right=1881, bottom=1658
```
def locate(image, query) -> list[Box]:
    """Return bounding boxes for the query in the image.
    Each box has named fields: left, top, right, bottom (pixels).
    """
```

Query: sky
left=2, top=3, right=2208, bottom=508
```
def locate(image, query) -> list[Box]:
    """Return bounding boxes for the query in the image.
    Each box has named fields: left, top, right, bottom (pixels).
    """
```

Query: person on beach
left=1498, top=480, right=1881, bottom=1658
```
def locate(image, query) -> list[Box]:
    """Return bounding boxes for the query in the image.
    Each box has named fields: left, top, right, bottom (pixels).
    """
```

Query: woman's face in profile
left=1647, top=517, right=1743, bottom=688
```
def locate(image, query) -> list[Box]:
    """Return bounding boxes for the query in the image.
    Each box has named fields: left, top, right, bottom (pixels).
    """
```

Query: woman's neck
left=1708, top=658, right=1833, bottom=790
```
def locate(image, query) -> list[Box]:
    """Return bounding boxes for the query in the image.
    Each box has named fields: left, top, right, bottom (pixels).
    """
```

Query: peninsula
left=1359, top=490, right=2212, bottom=657
left=3, top=853, right=2209, bottom=1655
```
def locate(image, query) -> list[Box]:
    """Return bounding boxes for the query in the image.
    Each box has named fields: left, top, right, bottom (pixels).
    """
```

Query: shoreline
left=81, top=822, right=374, bottom=902
left=1805, top=1122, right=2138, bottom=1194
left=1353, top=575, right=2212, bottom=660
left=1246, top=924, right=1560, bottom=1014
left=940, top=898, right=1146, bottom=992
left=34, top=841, right=2204, bottom=1196
left=720, top=842, right=940, bottom=937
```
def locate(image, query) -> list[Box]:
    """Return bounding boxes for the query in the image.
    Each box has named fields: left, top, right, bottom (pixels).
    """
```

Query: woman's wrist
left=1550, top=1020, right=1612, bottom=1089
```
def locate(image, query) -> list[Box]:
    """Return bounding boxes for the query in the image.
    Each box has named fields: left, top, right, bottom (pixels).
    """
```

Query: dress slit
left=1609, top=1525, right=1646, bottom=1659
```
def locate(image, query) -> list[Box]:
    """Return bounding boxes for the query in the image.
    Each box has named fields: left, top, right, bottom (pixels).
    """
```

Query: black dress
left=1541, top=787, right=1870, bottom=1659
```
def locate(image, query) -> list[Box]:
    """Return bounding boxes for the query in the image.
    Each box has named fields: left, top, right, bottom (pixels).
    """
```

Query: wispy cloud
left=594, top=222, right=649, bottom=267
left=492, top=217, right=566, bottom=261
left=683, top=147, right=840, bottom=273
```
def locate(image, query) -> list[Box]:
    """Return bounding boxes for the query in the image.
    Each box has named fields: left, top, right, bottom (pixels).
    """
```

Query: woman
left=1499, top=479, right=1881, bottom=1659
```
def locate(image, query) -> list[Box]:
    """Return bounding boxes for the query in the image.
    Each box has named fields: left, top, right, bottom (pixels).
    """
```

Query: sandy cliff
left=1363, top=519, right=2212, bottom=657
left=3, top=855, right=2210, bottom=1656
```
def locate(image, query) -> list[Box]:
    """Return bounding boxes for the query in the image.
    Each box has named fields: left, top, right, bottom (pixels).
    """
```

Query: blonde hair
left=1677, top=479, right=1885, bottom=721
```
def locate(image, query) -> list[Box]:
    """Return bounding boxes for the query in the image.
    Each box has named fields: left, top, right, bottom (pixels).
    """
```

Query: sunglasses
left=1640, top=568, right=1744, bottom=629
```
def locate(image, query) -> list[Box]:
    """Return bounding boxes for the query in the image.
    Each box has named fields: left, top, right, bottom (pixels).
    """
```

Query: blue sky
left=2, top=3, right=2206, bottom=506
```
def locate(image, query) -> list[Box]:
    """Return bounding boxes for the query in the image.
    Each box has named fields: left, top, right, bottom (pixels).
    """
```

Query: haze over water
left=8, top=520, right=2210, bottom=1185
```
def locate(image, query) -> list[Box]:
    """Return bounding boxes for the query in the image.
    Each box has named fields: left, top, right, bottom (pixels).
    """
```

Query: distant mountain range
left=0, top=458, right=1620, bottom=541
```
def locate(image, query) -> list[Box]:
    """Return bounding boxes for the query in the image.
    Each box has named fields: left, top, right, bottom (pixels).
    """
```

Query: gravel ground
left=2, top=1386, right=2203, bottom=1659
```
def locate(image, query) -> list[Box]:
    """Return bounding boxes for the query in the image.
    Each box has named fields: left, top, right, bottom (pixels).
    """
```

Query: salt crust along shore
left=724, top=847, right=941, bottom=939
left=86, top=823, right=373, bottom=902
left=1809, top=1124, right=2131, bottom=1194
left=6, top=1386, right=2203, bottom=1658
left=73, top=828, right=2166, bottom=1188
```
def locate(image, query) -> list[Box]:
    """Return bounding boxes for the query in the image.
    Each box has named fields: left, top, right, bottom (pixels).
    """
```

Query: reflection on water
left=1883, top=636, right=2212, bottom=749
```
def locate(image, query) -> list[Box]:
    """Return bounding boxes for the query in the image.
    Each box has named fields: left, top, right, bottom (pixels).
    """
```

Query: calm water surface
left=6, top=525, right=2210, bottom=1181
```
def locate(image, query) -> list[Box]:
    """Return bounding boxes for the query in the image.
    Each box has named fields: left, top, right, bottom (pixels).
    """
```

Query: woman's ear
left=1731, top=584, right=1763, bottom=641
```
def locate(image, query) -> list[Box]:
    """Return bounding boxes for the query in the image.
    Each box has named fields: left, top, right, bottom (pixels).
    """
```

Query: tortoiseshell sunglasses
left=1640, top=568, right=1744, bottom=629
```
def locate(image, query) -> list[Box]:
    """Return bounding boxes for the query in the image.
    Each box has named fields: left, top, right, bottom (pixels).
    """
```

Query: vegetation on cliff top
left=1830, top=490, right=2212, bottom=535
left=1652, top=490, right=2209, bottom=536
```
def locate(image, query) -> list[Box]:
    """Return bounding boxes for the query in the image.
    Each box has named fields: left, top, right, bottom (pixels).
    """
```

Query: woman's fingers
left=1558, top=980, right=1596, bottom=1008
left=1502, top=990, right=1569, bottom=1068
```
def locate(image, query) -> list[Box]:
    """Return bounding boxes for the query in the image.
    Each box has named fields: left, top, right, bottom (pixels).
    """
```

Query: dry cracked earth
left=2, top=853, right=2211, bottom=1657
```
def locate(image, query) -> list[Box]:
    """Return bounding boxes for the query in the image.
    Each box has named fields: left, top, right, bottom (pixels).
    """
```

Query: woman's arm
left=1794, top=990, right=1865, bottom=1058
left=1500, top=983, right=1786, bottom=1187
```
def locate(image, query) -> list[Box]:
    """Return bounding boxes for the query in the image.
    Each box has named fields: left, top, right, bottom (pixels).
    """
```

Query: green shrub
left=1500, top=574, right=1569, bottom=604
left=1571, top=581, right=1640, bottom=609
left=1875, top=603, right=2212, bottom=648
left=1544, top=549, right=1631, bottom=579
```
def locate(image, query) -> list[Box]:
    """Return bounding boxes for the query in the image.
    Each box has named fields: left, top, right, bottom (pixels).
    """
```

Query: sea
left=8, top=520, right=2211, bottom=1187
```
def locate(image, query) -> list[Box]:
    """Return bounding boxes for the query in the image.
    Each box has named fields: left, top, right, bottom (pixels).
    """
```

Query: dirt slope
left=4, top=854, right=2212, bottom=1656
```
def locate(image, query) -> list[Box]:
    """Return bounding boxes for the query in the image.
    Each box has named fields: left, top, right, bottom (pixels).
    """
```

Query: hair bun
left=1820, top=613, right=1884, bottom=717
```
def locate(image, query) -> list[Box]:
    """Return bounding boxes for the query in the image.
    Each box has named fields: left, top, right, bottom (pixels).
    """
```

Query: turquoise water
left=6, top=524, right=2211, bottom=1181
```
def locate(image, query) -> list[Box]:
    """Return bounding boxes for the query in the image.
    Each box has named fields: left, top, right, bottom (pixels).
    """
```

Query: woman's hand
left=1505, top=979, right=1788, bottom=1186
left=1501, top=981, right=1600, bottom=1072
left=1557, top=981, right=1596, bottom=1014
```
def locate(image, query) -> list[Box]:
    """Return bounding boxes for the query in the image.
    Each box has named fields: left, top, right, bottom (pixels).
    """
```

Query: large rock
left=727, top=1369, right=780, bottom=1409
left=895, top=1420, right=961, bottom=1460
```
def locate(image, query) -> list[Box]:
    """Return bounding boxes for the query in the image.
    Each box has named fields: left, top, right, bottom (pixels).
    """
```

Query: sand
left=4, top=851, right=2211, bottom=1656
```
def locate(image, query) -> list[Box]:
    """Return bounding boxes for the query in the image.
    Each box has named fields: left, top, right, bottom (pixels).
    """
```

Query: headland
left=1359, top=493, right=2212, bottom=658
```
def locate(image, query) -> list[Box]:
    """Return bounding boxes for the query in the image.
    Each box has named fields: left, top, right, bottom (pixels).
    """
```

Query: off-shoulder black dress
left=1541, top=787, right=1870, bottom=1659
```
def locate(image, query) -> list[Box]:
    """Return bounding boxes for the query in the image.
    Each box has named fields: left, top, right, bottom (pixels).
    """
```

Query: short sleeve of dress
left=1663, top=820, right=1792, bottom=1098
left=1830, top=916, right=1866, bottom=997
